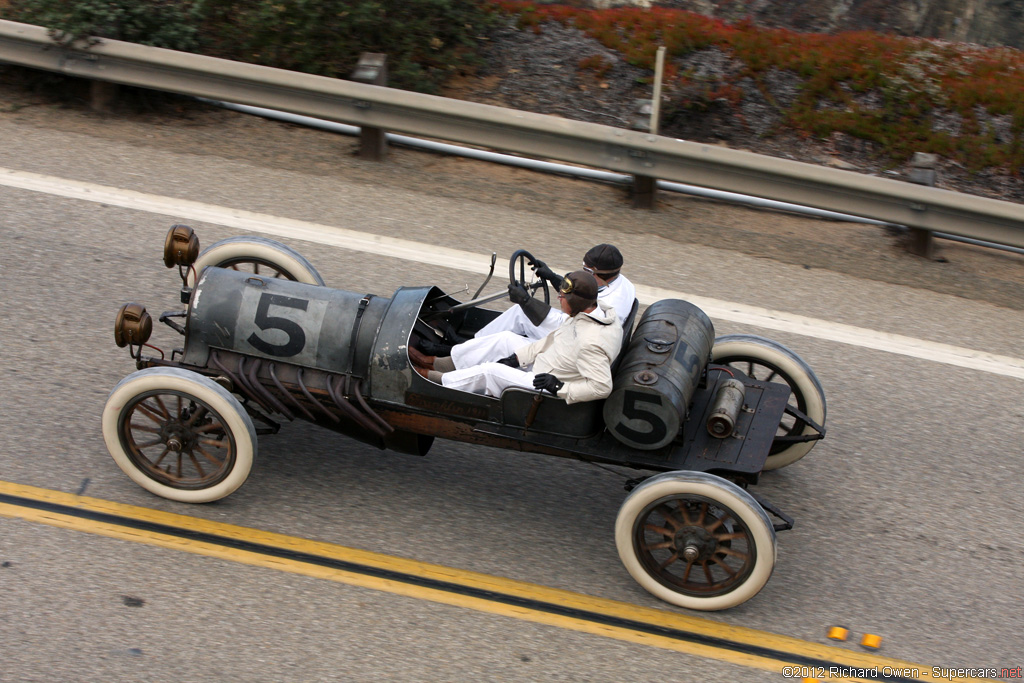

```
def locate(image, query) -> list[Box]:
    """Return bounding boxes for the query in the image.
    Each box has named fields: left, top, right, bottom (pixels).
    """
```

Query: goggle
left=559, top=276, right=576, bottom=295
left=583, top=263, right=619, bottom=278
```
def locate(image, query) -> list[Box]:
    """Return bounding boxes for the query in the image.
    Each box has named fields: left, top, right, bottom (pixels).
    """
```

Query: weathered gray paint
left=185, top=267, right=399, bottom=380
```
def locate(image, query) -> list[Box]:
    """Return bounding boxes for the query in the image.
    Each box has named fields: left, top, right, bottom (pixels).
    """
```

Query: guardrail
left=1, top=18, right=1022, bottom=249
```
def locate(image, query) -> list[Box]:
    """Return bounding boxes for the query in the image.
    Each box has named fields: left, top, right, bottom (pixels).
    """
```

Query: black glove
left=529, top=258, right=561, bottom=287
left=508, top=282, right=531, bottom=305
left=533, top=373, right=564, bottom=395
left=519, top=296, right=551, bottom=327
left=497, top=353, right=519, bottom=368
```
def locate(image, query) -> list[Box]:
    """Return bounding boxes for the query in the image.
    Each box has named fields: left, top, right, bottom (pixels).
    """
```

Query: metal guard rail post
left=1, top=19, right=1022, bottom=249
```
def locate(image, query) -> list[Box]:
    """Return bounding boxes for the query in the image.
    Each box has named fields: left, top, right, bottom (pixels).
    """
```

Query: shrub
left=196, top=0, right=498, bottom=92
left=578, top=53, right=612, bottom=77
left=2, top=0, right=201, bottom=50
left=0, top=0, right=498, bottom=93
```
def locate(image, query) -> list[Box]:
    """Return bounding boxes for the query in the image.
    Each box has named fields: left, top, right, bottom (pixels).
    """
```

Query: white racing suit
left=440, top=301, right=622, bottom=404
left=451, top=273, right=635, bottom=369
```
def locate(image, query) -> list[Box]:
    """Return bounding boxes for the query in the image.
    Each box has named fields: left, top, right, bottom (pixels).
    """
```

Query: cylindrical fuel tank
left=183, top=267, right=392, bottom=378
left=603, top=300, right=715, bottom=450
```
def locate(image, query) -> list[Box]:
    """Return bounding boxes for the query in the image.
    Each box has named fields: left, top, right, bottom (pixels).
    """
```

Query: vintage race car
left=103, top=226, right=826, bottom=611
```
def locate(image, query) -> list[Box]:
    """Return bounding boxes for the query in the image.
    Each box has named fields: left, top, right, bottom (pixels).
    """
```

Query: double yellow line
left=0, top=481, right=991, bottom=682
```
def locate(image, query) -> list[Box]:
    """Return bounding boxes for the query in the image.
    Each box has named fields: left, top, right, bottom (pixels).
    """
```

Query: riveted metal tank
left=183, top=266, right=393, bottom=378
left=603, top=300, right=715, bottom=450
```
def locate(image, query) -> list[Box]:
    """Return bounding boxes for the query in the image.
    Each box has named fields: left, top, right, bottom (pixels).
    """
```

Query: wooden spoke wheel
left=103, top=368, right=256, bottom=503
left=616, top=471, right=776, bottom=611
left=187, top=236, right=325, bottom=287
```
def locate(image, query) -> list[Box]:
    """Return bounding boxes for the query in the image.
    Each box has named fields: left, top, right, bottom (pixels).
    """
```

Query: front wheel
left=187, top=236, right=325, bottom=287
left=102, top=367, right=257, bottom=503
left=615, top=471, right=776, bottom=611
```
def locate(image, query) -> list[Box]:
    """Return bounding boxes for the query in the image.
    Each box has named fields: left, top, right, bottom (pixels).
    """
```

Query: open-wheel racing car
left=103, top=226, right=826, bottom=611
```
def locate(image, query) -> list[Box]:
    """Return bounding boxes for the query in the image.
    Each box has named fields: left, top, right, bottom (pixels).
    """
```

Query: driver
left=415, top=244, right=635, bottom=372
left=413, top=271, right=621, bottom=404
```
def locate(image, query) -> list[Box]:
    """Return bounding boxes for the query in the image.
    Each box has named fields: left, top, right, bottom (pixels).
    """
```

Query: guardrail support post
left=628, top=50, right=666, bottom=210
left=632, top=175, right=656, bottom=209
left=907, top=153, right=937, bottom=258
left=351, top=53, right=388, bottom=161
left=90, top=80, right=119, bottom=112
left=628, top=100, right=658, bottom=209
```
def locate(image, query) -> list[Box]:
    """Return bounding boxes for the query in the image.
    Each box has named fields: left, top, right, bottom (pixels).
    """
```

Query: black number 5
left=248, top=293, right=308, bottom=357
left=614, top=390, right=668, bottom=445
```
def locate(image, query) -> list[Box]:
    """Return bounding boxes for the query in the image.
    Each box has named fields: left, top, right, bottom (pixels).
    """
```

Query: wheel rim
left=118, top=390, right=237, bottom=490
left=216, top=257, right=296, bottom=280
left=713, top=356, right=807, bottom=456
left=632, top=494, right=756, bottom=598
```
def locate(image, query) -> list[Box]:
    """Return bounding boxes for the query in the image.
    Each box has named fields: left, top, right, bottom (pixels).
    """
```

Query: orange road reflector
left=826, top=626, right=849, bottom=641
left=861, top=633, right=883, bottom=649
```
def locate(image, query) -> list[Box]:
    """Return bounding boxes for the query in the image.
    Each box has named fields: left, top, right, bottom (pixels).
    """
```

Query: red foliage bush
left=495, top=1, right=1024, bottom=171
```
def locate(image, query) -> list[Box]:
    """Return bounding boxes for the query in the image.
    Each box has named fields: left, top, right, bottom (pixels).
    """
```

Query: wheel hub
left=160, top=421, right=193, bottom=452
left=675, top=526, right=718, bottom=562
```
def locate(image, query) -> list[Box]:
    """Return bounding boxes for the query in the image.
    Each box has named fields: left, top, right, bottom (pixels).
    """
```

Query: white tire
left=187, top=236, right=325, bottom=287
left=615, top=471, right=776, bottom=611
left=711, top=334, right=826, bottom=470
left=102, top=367, right=257, bottom=503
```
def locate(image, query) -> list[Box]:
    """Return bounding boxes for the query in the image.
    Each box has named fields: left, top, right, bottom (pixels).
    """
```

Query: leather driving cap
left=584, top=244, right=623, bottom=273
left=563, top=270, right=599, bottom=302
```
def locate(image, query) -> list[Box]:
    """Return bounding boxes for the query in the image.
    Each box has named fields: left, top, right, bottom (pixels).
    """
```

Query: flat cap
left=562, top=270, right=599, bottom=302
left=584, top=244, right=623, bottom=273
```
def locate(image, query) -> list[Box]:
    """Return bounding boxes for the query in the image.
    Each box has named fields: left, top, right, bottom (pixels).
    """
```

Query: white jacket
left=515, top=301, right=622, bottom=404
left=598, top=273, right=636, bottom=326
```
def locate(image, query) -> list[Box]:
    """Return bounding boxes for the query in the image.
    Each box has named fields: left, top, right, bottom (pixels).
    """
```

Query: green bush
left=0, top=0, right=497, bottom=93
left=197, top=0, right=497, bottom=92
left=2, top=0, right=201, bottom=50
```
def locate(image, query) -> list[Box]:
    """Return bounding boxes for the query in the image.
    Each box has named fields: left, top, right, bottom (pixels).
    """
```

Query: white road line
left=4, top=166, right=1023, bottom=380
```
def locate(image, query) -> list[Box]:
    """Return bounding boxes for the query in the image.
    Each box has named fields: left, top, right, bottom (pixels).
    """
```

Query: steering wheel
left=509, top=250, right=551, bottom=305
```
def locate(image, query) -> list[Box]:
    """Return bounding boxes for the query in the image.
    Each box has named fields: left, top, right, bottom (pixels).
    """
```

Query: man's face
left=583, top=263, right=609, bottom=286
left=557, top=292, right=572, bottom=315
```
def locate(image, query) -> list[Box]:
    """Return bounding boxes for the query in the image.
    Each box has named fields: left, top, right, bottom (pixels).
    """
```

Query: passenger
left=417, top=244, right=635, bottom=370
left=412, top=271, right=621, bottom=404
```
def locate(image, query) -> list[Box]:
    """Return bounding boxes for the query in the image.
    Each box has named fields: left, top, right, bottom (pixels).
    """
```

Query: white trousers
left=451, top=331, right=528, bottom=369
left=440, top=362, right=537, bottom=397
left=452, top=305, right=566, bottom=369
left=475, top=305, right=565, bottom=339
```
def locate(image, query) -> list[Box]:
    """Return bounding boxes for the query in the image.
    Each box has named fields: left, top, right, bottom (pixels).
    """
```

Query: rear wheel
left=187, top=236, right=325, bottom=287
left=615, top=471, right=776, bottom=611
left=102, top=367, right=257, bottom=503
left=711, top=334, right=826, bottom=470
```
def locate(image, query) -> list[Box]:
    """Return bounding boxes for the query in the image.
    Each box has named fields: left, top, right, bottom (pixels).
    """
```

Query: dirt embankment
left=449, top=20, right=1024, bottom=205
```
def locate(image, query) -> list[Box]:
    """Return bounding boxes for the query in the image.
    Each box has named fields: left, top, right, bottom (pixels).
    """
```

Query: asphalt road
left=0, top=109, right=1022, bottom=682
